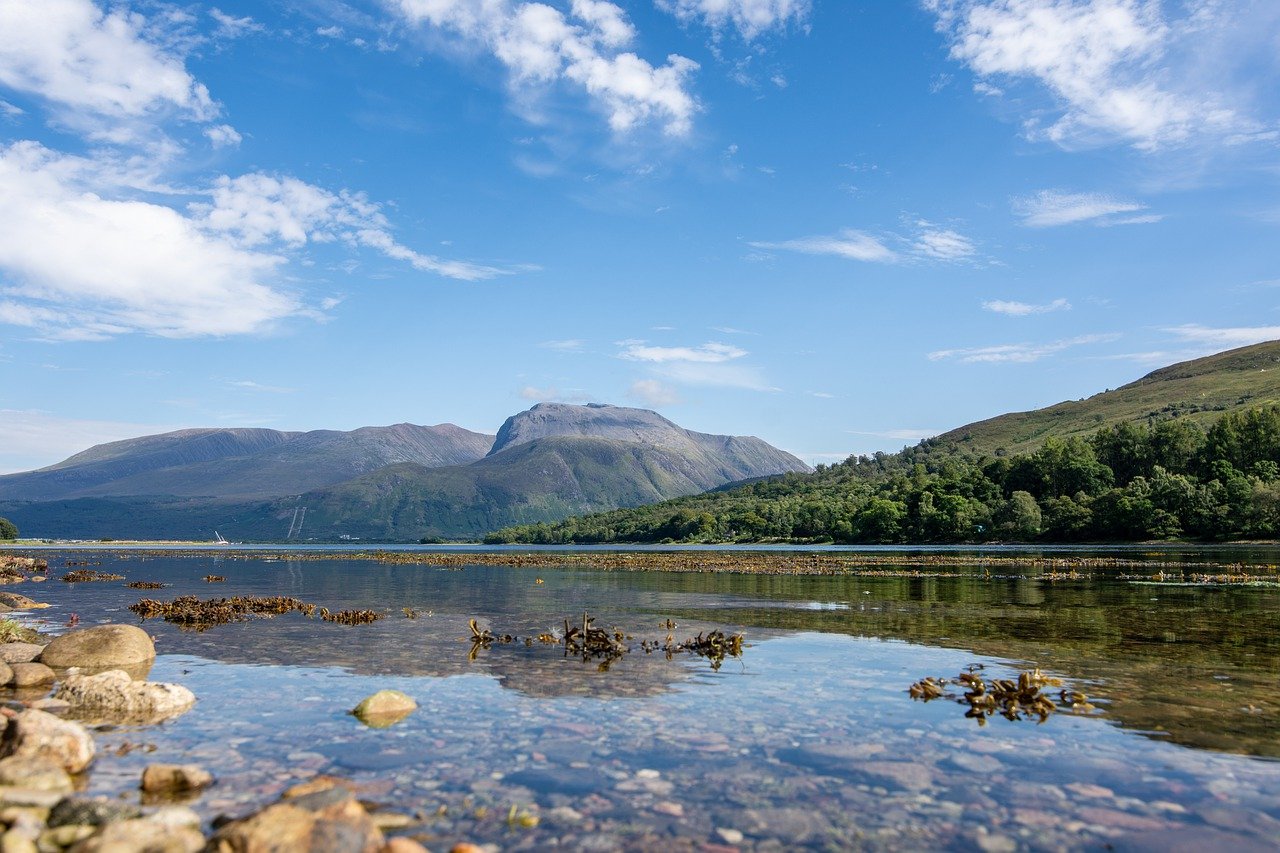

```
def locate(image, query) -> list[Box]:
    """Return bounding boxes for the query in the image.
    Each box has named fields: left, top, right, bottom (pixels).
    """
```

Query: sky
left=1, top=0, right=1279, bottom=473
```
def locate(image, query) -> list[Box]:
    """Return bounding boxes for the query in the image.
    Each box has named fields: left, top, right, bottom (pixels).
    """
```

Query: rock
left=53, top=671, right=194, bottom=724
left=8, top=663, right=54, bottom=688
left=0, top=829, right=36, bottom=853
left=382, top=839, right=429, bottom=853
left=0, top=757, right=73, bottom=793
left=0, top=645, right=43, bottom=665
left=351, top=691, right=417, bottom=728
left=47, top=797, right=141, bottom=827
left=0, top=709, right=95, bottom=774
left=208, top=781, right=383, bottom=853
left=448, top=846, right=484, bottom=853
left=0, top=789, right=63, bottom=809
left=145, top=806, right=202, bottom=830
left=26, top=699, right=70, bottom=715
left=71, top=818, right=204, bottom=853
left=39, top=626, right=154, bottom=671
left=0, top=595, right=46, bottom=610
left=653, top=801, right=684, bottom=817
left=39, top=825, right=95, bottom=847
left=140, top=764, right=214, bottom=794
left=715, top=828, right=744, bottom=845
left=0, top=664, right=11, bottom=688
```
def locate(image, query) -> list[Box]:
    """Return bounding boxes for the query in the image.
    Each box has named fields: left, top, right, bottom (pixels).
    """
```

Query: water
left=10, top=548, right=1280, bottom=851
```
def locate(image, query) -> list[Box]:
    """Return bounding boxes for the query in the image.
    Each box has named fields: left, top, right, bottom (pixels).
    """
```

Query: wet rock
left=209, top=780, right=383, bottom=853
left=0, top=757, right=73, bottom=793
left=0, top=830, right=36, bottom=853
left=0, top=646, right=43, bottom=666
left=946, top=752, right=1002, bottom=774
left=1065, top=782, right=1114, bottom=799
left=8, top=664, right=54, bottom=688
left=381, top=840, right=429, bottom=853
left=146, top=806, right=202, bottom=829
left=72, top=818, right=204, bottom=853
left=0, top=596, right=46, bottom=611
left=141, top=764, right=214, bottom=794
left=653, top=801, right=683, bottom=817
left=25, top=699, right=70, bottom=715
left=1110, top=827, right=1277, bottom=853
left=39, top=825, right=94, bottom=847
left=0, top=664, right=10, bottom=688
left=351, top=691, right=417, bottom=728
left=448, top=845, right=484, bottom=853
left=39, top=626, right=154, bottom=670
left=47, top=797, right=141, bottom=827
left=854, top=761, right=935, bottom=792
left=715, top=828, right=744, bottom=845
left=0, top=709, right=95, bottom=774
left=53, top=671, right=194, bottom=724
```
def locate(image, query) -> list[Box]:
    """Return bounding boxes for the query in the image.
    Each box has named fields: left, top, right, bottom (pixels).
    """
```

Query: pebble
left=715, top=827, right=745, bottom=844
left=653, top=801, right=684, bottom=817
left=1065, top=782, right=1114, bottom=799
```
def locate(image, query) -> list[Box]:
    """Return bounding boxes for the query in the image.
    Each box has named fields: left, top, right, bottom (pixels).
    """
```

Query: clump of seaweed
left=62, top=569, right=125, bottom=583
left=909, top=666, right=1096, bottom=725
left=320, top=608, right=382, bottom=626
left=203, top=575, right=227, bottom=583
left=466, top=612, right=745, bottom=672
left=126, top=581, right=168, bottom=589
left=129, top=595, right=318, bottom=630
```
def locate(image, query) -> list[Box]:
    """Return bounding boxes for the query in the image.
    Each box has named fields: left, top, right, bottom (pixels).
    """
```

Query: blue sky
left=1, top=0, right=1279, bottom=473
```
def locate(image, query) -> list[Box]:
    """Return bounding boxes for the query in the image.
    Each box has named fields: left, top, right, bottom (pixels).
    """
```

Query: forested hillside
left=486, top=406, right=1280, bottom=544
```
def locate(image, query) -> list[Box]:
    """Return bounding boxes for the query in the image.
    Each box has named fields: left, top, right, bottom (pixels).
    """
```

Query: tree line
left=485, top=406, right=1280, bottom=544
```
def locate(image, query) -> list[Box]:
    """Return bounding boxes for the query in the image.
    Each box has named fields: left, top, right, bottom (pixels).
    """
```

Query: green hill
left=938, top=341, right=1280, bottom=456
left=488, top=342, right=1280, bottom=545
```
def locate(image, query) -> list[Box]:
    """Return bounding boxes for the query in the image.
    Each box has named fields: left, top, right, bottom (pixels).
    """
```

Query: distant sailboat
left=214, top=531, right=230, bottom=545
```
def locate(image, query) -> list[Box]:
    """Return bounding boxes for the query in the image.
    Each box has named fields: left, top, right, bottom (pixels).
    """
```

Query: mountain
left=486, top=342, right=1280, bottom=545
left=0, top=404, right=808, bottom=540
left=0, top=423, right=496, bottom=500
left=935, top=340, right=1280, bottom=457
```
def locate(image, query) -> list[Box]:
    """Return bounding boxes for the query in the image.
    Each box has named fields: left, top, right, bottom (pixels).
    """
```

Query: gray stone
left=0, top=709, right=95, bottom=774
left=8, top=663, right=54, bottom=688
left=47, top=797, right=141, bottom=828
left=53, top=671, right=194, bottom=725
left=0, top=757, right=73, bottom=793
left=39, top=626, right=154, bottom=670
left=0, top=646, right=43, bottom=666
left=140, top=764, right=213, bottom=794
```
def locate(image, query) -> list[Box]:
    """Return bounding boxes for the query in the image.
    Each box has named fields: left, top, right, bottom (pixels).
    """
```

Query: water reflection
left=8, top=549, right=1280, bottom=851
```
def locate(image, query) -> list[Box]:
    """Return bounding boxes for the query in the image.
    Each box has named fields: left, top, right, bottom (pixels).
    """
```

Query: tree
left=0, top=517, right=16, bottom=541
left=1001, top=491, right=1042, bottom=540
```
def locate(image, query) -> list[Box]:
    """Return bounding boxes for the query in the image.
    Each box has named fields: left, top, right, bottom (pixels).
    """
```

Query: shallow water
left=10, top=549, right=1280, bottom=851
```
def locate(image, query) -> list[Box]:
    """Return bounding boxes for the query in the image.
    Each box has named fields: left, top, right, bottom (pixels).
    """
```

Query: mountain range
left=0, top=403, right=809, bottom=541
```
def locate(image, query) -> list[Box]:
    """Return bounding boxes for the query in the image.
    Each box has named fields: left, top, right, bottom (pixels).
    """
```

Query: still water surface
left=13, top=548, right=1280, bottom=851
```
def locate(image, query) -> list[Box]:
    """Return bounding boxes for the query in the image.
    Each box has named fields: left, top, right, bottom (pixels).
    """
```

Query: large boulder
left=39, top=626, right=154, bottom=670
left=0, top=644, right=44, bottom=665
left=208, top=780, right=384, bottom=853
left=0, top=709, right=95, bottom=774
left=53, top=671, right=194, bottom=725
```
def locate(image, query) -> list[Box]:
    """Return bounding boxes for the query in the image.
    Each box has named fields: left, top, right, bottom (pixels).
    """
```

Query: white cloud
left=0, top=409, right=176, bottom=474
left=316, top=25, right=344, bottom=38
left=927, top=0, right=1261, bottom=150
left=929, top=333, right=1118, bottom=363
left=225, top=379, right=296, bottom=394
left=619, top=341, right=747, bottom=363
left=393, top=0, right=699, bottom=135
left=982, top=297, right=1071, bottom=315
left=656, top=0, right=811, bottom=39
left=751, top=221, right=981, bottom=264
left=540, top=339, right=587, bottom=352
left=194, top=172, right=510, bottom=281
left=204, top=124, right=242, bottom=148
left=0, top=0, right=215, bottom=123
left=749, top=229, right=898, bottom=263
left=1162, top=324, right=1280, bottom=348
left=627, top=379, right=681, bottom=406
left=209, top=9, right=264, bottom=39
left=1013, top=189, right=1151, bottom=226
left=0, top=141, right=294, bottom=340
left=0, top=99, right=23, bottom=118
left=913, top=226, right=976, bottom=260
left=519, top=385, right=593, bottom=402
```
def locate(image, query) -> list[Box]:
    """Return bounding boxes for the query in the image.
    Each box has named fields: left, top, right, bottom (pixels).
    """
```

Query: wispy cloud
left=627, top=379, right=681, bottom=406
left=656, top=0, right=811, bottom=40
left=519, top=385, right=594, bottom=403
left=751, top=220, right=980, bottom=264
left=982, top=297, right=1071, bottom=316
left=225, top=379, right=296, bottom=394
left=929, top=333, right=1119, bottom=363
left=1161, top=324, right=1280, bottom=348
left=1013, top=190, right=1154, bottom=227
left=0, top=409, right=173, bottom=474
left=539, top=339, right=587, bottom=352
left=619, top=341, right=748, bottom=363
left=926, top=0, right=1270, bottom=151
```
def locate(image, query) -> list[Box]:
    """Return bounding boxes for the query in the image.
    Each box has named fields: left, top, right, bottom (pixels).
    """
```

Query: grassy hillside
left=936, top=341, right=1280, bottom=456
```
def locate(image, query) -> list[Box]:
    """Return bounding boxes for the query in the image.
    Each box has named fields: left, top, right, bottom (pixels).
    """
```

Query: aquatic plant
left=909, top=666, right=1097, bottom=725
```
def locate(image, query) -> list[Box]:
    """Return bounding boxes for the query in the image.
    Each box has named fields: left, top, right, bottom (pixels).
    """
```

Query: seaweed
left=126, top=581, right=168, bottom=589
left=62, top=569, right=125, bottom=583
left=909, top=666, right=1097, bottom=726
